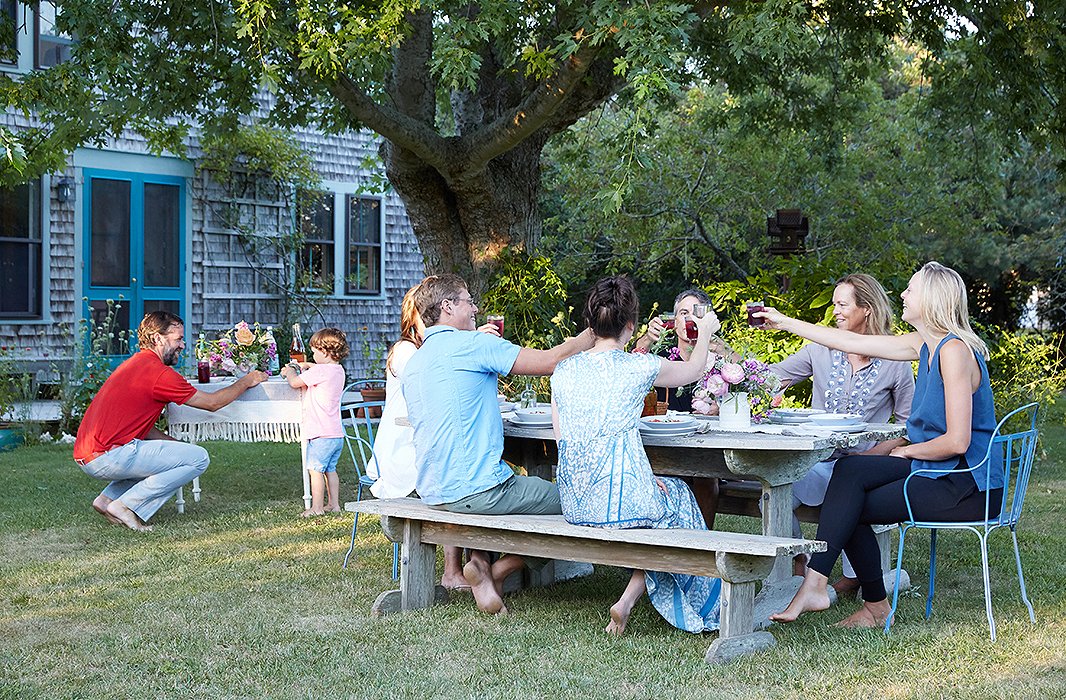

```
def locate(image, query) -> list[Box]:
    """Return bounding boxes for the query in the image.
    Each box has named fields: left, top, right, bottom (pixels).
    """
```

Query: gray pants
left=79, top=439, right=210, bottom=522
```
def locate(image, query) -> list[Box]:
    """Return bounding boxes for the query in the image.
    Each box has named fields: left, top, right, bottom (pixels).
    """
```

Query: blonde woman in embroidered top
left=769, top=274, right=914, bottom=589
left=761, top=262, right=998, bottom=628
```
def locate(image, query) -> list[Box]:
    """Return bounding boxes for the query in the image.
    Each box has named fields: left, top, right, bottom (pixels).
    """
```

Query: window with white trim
left=345, top=195, right=382, bottom=295
left=0, top=179, right=43, bottom=319
left=297, top=190, right=335, bottom=290
left=35, top=1, right=70, bottom=68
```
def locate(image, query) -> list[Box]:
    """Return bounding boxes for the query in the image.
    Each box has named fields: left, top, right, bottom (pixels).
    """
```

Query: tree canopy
left=1, top=1, right=1064, bottom=289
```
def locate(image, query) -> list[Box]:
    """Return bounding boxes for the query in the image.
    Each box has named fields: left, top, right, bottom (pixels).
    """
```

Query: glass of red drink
left=746, top=302, right=766, bottom=328
left=197, top=360, right=211, bottom=383
left=685, top=319, right=698, bottom=339
left=487, top=314, right=505, bottom=336
left=661, top=312, right=675, bottom=330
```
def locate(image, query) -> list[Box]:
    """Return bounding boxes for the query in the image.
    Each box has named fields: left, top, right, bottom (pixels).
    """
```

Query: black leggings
left=808, top=455, right=1002, bottom=603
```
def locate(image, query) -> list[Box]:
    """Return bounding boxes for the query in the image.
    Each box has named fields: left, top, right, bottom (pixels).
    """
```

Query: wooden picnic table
left=503, top=419, right=907, bottom=620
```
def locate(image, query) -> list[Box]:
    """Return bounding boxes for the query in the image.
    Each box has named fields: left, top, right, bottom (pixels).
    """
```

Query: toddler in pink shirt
left=281, top=328, right=347, bottom=517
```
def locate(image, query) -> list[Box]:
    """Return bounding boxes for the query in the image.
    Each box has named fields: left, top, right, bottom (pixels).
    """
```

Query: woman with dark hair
left=550, top=276, right=724, bottom=635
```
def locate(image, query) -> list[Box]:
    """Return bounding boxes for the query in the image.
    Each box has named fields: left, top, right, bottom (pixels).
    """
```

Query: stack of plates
left=638, top=414, right=697, bottom=438
left=807, top=412, right=867, bottom=432
left=768, top=408, right=825, bottom=425
left=510, top=407, right=553, bottom=428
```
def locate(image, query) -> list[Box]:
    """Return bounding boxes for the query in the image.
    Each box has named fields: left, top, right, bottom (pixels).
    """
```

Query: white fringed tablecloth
left=166, top=376, right=303, bottom=443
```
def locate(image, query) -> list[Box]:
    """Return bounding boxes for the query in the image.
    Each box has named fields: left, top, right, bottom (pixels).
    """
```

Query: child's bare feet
left=770, top=572, right=831, bottom=623
left=834, top=600, right=891, bottom=628
left=300, top=509, right=325, bottom=518
left=92, top=495, right=123, bottom=525
left=464, top=556, right=506, bottom=614
left=105, top=500, right=152, bottom=532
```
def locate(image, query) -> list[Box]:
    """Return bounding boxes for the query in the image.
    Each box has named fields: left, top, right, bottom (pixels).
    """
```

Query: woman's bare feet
left=463, top=555, right=506, bottom=615
left=831, top=575, right=860, bottom=597
left=105, top=500, right=152, bottom=532
left=770, top=570, right=831, bottom=623
left=834, top=600, right=891, bottom=628
left=300, top=509, right=325, bottom=518
left=605, top=600, right=635, bottom=636
left=92, top=495, right=123, bottom=525
left=323, top=505, right=342, bottom=513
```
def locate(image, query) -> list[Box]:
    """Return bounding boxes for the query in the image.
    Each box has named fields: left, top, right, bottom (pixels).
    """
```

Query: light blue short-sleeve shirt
left=403, top=325, right=523, bottom=505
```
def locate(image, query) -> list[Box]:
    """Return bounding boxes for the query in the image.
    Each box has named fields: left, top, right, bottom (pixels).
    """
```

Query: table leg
left=300, top=438, right=311, bottom=510
left=175, top=485, right=185, bottom=514
left=191, top=476, right=201, bottom=503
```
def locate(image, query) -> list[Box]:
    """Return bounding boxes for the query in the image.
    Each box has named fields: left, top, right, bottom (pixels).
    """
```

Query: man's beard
left=162, top=347, right=182, bottom=366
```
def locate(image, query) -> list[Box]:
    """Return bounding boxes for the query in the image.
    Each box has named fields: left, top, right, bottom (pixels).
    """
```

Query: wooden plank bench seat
left=346, top=497, right=826, bottom=664
left=717, top=480, right=908, bottom=593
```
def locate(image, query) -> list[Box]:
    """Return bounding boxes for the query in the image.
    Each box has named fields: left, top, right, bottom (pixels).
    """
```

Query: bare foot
left=605, top=600, right=636, bottom=636
left=770, top=580, right=831, bottom=623
left=323, top=505, right=342, bottom=513
left=300, top=509, right=325, bottom=518
left=440, top=574, right=471, bottom=591
left=463, top=558, right=506, bottom=615
left=834, top=601, right=891, bottom=629
left=831, top=576, right=860, bottom=598
left=105, top=500, right=152, bottom=532
left=92, top=495, right=123, bottom=526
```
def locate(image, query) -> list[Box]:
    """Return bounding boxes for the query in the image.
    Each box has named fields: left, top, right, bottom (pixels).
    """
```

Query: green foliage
left=58, top=300, right=130, bottom=435
left=979, top=324, right=1066, bottom=430
left=199, top=125, right=320, bottom=191
left=481, top=251, right=576, bottom=402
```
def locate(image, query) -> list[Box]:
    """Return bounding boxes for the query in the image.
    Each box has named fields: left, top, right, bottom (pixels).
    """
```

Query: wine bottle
left=289, top=323, right=306, bottom=363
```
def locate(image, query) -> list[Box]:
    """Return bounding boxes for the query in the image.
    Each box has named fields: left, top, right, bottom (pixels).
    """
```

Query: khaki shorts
left=435, top=475, right=561, bottom=570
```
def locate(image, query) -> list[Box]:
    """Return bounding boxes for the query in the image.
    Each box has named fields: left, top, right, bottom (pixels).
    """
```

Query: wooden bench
left=346, top=497, right=826, bottom=664
left=717, top=480, right=908, bottom=593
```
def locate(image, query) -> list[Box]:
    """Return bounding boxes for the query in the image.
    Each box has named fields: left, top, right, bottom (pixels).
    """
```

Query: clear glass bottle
left=519, top=380, right=537, bottom=409
left=264, top=325, right=280, bottom=375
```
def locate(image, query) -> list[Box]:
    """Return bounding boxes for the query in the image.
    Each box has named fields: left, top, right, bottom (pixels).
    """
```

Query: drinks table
left=166, top=376, right=311, bottom=510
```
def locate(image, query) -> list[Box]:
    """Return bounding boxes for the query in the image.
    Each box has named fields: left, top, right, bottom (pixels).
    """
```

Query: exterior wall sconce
left=56, top=176, right=75, bottom=203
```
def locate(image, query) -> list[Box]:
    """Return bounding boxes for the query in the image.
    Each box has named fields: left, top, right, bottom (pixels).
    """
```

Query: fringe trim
left=169, top=422, right=302, bottom=443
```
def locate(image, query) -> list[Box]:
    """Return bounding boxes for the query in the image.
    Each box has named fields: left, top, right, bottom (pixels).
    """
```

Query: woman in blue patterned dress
left=551, top=276, right=723, bottom=635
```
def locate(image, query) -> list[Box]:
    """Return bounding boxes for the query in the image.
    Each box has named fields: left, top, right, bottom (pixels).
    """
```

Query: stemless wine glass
left=486, top=314, right=505, bottom=336
left=660, top=312, right=676, bottom=330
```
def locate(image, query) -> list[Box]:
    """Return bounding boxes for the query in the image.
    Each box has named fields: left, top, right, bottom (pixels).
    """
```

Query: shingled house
left=0, top=5, right=424, bottom=380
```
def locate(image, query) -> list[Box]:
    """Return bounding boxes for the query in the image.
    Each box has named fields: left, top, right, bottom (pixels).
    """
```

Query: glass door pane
left=143, top=182, right=180, bottom=287
left=90, top=178, right=131, bottom=287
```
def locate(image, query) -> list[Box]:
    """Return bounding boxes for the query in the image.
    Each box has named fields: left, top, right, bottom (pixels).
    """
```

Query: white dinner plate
left=767, top=414, right=818, bottom=425
left=808, top=413, right=863, bottom=427
left=498, top=401, right=515, bottom=413
left=639, top=425, right=697, bottom=438
left=824, top=423, right=869, bottom=433
left=772, top=408, right=826, bottom=418
left=509, top=417, right=552, bottom=428
left=639, top=415, right=696, bottom=430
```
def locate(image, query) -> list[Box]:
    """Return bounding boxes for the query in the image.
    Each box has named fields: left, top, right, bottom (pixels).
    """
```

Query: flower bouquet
left=207, top=321, right=278, bottom=376
left=691, top=356, right=783, bottom=423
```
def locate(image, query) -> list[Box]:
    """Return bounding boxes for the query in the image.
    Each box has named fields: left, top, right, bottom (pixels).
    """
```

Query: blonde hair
left=309, top=328, right=349, bottom=362
left=915, top=261, right=989, bottom=359
left=386, top=284, right=424, bottom=377
left=836, top=273, right=894, bottom=336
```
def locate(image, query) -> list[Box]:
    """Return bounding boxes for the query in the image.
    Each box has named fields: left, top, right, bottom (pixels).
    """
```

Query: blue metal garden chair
left=885, top=402, right=1040, bottom=640
left=340, top=398, right=399, bottom=579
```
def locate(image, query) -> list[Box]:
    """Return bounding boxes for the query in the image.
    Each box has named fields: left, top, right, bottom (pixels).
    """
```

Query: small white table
left=166, top=376, right=311, bottom=510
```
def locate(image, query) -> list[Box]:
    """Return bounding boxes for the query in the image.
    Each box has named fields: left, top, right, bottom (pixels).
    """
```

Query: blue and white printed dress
left=551, top=349, right=722, bottom=633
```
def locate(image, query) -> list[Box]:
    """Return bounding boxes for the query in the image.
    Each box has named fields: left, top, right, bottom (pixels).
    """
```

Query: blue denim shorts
left=306, top=437, right=343, bottom=473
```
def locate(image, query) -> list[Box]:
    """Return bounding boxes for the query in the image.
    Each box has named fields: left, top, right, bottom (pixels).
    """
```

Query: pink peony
left=691, top=398, right=714, bottom=415
left=705, top=374, right=729, bottom=397
left=720, top=362, right=745, bottom=384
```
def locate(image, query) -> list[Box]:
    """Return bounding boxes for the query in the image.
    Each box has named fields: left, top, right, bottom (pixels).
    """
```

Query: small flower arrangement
left=691, top=356, right=783, bottom=421
left=207, top=321, right=277, bottom=376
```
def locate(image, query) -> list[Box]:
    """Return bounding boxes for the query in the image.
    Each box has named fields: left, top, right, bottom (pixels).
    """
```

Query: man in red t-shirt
left=74, top=311, right=267, bottom=531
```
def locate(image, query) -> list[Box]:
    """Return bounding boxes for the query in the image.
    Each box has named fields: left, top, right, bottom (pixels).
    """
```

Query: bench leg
left=400, top=519, right=437, bottom=611
left=761, top=483, right=794, bottom=584
left=705, top=553, right=776, bottom=664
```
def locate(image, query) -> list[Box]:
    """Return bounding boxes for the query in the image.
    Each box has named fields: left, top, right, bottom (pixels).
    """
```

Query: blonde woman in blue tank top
left=755, top=262, right=999, bottom=629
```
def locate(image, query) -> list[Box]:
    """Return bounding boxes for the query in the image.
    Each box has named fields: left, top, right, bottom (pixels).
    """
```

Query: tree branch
left=327, top=75, right=452, bottom=172
left=462, top=43, right=602, bottom=169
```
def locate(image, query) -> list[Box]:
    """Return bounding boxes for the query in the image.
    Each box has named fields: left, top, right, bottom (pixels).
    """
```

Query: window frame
left=300, top=184, right=387, bottom=300
left=0, top=176, right=45, bottom=320
left=32, top=0, right=71, bottom=69
left=296, top=189, right=336, bottom=293
left=343, top=193, right=384, bottom=297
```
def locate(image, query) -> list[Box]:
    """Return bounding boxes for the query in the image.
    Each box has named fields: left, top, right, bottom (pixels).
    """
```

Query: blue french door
left=83, top=168, right=186, bottom=355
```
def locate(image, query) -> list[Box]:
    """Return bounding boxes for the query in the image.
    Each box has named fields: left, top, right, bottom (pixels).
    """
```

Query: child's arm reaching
left=280, top=362, right=307, bottom=388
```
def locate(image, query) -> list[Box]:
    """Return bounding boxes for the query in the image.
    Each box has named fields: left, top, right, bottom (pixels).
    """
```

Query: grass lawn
left=2, top=414, right=1065, bottom=700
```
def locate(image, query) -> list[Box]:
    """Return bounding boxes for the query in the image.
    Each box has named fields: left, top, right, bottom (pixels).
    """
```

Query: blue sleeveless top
left=907, top=334, right=1000, bottom=491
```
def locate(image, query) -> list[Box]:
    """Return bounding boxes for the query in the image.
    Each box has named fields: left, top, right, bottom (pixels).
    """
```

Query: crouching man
left=73, top=311, right=267, bottom=531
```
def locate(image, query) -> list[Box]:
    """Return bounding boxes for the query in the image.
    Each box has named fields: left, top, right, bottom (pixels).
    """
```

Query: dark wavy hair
left=584, top=276, right=640, bottom=340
